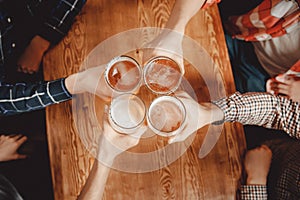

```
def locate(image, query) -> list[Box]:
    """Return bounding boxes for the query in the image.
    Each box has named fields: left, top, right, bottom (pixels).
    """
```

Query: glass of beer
left=147, top=95, right=186, bottom=137
left=109, top=93, right=146, bottom=134
left=144, top=56, right=182, bottom=95
left=105, top=55, right=142, bottom=93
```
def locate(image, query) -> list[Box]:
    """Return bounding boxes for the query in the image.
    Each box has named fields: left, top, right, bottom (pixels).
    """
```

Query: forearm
left=165, top=0, right=207, bottom=32
left=78, top=161, right=111, bottom=200
left=213, top=92, right=300, bottom=139
left=0, top=78, right=71, bottom=115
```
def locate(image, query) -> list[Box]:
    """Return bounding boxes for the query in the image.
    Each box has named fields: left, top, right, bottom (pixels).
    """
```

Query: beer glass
left=105, top=55, right=142, bottom=93
left=147, top=95, right=186, bottom=137
left=109, top=93, right=146, bottom=134
left=144, top=56, right=182, bottom=95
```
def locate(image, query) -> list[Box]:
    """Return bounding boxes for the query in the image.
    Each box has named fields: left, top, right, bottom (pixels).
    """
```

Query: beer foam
left=109, top=94, right=146, bottom=133
left=106, top=56, right=142, bottom=92
left=144, top=57, right=182, bottom=94
left=148, top=96, right=186, bottom=136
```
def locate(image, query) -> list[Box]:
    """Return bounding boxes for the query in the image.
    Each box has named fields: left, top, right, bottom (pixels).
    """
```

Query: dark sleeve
left=29, top=0, right=87, bottom=44
left=0, top=78, right=72, bottom=116
left=0, top=174, right=23, bottom=200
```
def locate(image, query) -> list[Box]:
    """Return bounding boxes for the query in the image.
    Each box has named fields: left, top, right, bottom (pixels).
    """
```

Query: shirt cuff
left=212, top=93, right=239, bottom=122
left=240, top=185, right=268, bottom=200
left=46, top=78, right=72, bottom=103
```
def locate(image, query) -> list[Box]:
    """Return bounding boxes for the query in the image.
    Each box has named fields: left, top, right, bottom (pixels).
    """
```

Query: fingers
left=266, top=78, right=274, bottom=93
left=17, top=65, right=38, bottom=74
left=15, top=154, right=27, bottom=160
left=174, top=90, right=190, bottom=99
left=274, top=83, right=290, bottom=96
left=16, top=135, right=28, bottom=146
left=131, top=125, right=147, bottom=139
left=267, top=77, right=291, bottom=95
left=168, top=124, right=191, bottom=144
left=3, top=134, right=28, bottom=146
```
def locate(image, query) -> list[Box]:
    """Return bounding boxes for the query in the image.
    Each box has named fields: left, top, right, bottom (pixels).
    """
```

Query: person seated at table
left=0, top=134, right=28, bottom=200
left=0, top=0, right=87, bottom=115
left=240, top=138, right=300, bottom=200
left=169, top=90, right=299, bottom=199
left=154, top=0, right=299, bottom=94
left=0, top=0, right=86, bottom=76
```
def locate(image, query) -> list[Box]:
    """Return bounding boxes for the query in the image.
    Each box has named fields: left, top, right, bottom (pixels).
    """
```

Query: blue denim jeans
left=225, top=34, right=270, bottom=93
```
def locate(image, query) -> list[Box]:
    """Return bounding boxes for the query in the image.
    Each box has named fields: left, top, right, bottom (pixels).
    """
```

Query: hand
left=0, top=135, right=28, bottom=162
left=168, top=91, right=224, bottom=143
left=266, top=74, right=300, bottom=103
left=244, top=145, right=272, bottom=185
left=65, top=64, right=114, bottom=101
left=143, top=29, right=185, bottom=74
left=17, top=35, right=50, bottom=74
left=97, top=107, right=147, bottom=166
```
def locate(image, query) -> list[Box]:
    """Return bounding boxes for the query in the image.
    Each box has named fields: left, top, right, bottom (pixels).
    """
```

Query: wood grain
left=43, top=1, right=246, bottom=199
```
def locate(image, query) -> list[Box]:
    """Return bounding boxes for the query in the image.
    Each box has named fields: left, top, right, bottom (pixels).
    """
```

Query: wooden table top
left=43, top=1, right=246, bottom=199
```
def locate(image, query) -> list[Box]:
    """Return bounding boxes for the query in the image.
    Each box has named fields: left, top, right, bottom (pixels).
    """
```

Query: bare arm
left=77, top=161, right=110, bottom=200
left=77, top=110, right=146, bottom=199
left=165, top=0, right=207, bottom=32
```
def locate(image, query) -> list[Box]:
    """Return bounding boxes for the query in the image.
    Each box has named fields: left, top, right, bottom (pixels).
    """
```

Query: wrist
left=210, top=103, right=225, bottom=124
left=64, top=73, right=78, bottom=95
left=246, top=175, right=267, bottom=185
left=32, top=35, right=50, bottom=52
left=0, top=155, right=7, bottom=162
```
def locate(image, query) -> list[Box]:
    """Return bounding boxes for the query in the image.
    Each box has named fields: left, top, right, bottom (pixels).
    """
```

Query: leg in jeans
left=225, top=34, right=270, bottom=93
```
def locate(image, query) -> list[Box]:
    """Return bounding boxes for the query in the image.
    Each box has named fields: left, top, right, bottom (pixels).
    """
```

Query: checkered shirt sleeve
left=213, top=92, right=300, bottom=139
left=0, top=78, right=72, bottom=115
left=240, top=185, right=268, bottom=200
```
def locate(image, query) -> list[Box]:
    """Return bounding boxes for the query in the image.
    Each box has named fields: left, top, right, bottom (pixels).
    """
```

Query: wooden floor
left=43, top=1, right=246, bottom=199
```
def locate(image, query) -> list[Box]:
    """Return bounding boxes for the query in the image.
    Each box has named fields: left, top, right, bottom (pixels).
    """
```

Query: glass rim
left=109, top=93, right=146, bottom=130
left=143, top=56, right=183, bottom=95
left=105, top=55, right=142, bottom=93
left=147, top=95, right=186, bottom=136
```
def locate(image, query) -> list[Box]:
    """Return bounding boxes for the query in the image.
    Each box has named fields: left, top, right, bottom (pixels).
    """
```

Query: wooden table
left=43, top=1, right=246, bottom=199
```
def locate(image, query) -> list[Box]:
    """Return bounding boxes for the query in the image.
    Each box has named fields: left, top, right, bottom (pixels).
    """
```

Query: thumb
left=13, top=153, right=27, bottom=160
left=16, top=154, right=27, bottom=159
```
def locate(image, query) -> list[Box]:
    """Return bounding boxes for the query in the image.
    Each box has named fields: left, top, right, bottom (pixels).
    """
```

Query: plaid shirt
left=0, top=78, right=72, bottom=116
left=214, top=92, right=300, bottom=139
left=0, top=0, right=86, bottom=80
left=240, top=185, right=268, bottom=200
left=264, top=138, right=300, bottom=200
left=228, top=0, right=300, bottom=41
left=204, top=0, right=300, bottom=41
left=0, top=0, right=85, bottom=115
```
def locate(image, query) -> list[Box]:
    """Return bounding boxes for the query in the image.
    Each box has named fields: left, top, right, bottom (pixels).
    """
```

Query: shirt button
left=7, top=17, right=12, bottom=23
left=11, top=43, right=16, bottom=48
